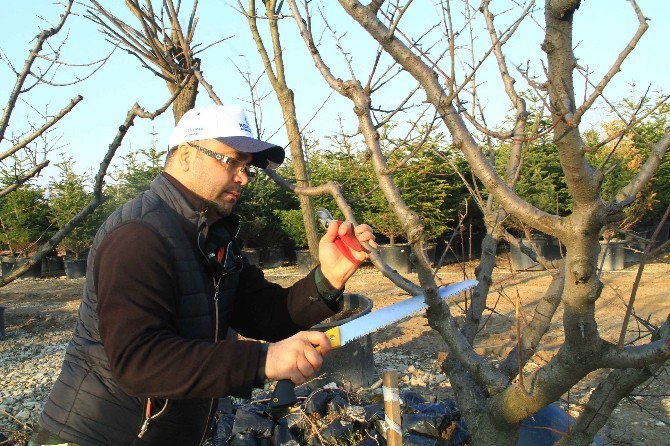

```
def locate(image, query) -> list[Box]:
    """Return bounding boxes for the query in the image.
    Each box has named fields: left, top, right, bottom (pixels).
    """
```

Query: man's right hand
left=264, top=331, right=332, bottom=384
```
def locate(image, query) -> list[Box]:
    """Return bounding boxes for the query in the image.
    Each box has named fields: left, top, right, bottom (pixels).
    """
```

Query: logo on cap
left=239, top=122, right=252, bottom=134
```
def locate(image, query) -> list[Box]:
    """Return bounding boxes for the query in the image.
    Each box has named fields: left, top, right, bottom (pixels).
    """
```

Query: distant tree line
left=3, top=99, right=666, bottom=259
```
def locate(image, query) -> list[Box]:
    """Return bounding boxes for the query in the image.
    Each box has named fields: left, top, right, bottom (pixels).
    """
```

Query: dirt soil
left=0, top=260, right=668, bottom=445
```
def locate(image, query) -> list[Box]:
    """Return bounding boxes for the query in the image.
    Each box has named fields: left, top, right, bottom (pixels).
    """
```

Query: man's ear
left=175, top=143, right=194, bottom=172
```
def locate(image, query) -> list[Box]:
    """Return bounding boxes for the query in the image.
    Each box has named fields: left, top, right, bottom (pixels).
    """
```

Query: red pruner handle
left=332, top=220, right=363, bottom=265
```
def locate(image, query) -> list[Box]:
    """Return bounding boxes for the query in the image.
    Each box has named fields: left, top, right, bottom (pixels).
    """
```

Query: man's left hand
left=319, top=220, right=377, bottom=290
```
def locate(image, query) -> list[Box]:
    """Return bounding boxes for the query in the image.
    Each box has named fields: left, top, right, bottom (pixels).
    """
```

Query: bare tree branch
left=599, top=336, right=670, bottom=369
left=557, top=319, right=669, bottom=446
left=617, top=205, right=670, bottom=347
left=243, top=0, right=323, bottom=260
left=0, top=0, right=74, bottom=143
left=612, top=130, right=670, bottom=209
left=263, top=168, right=421, bottom=295
left=570, top=0, right=649, bottom=126
left=338, top=0, right=563, bottom=238
left=193, top=69, right=222, bottom=104
left=86, top=0, right=206, bottom=122
left=290, top=0, right=510, bottom=393
left=499, top=263, right=565, bottom=377
left=0, top=96, right=82, bottom=162
left=0, top=79, right=188, bottom=286
left=0, top=161, right=50, bottom=199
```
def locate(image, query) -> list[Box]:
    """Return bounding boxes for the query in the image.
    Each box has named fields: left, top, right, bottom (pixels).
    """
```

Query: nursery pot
left=43, top=256, right=65, bottom=277
left=1, top=256, right=16, bottom=277
left=241, top=248, right=260, bottom=268
left=64, top=258, right=87, bottom=279
left=1, top=257, right=41, bottom=279
left=379, top=243, right=413, bottom=274
left=434, top=240, right=459, bottom=267
left=598, top=240, right=625, bottom=271
left=509, top=236, right=551, bottom=271
left=260, top=246, right=284, bottom=269
left=295, top=249, right=317, bottom=275
left=15, top=258, right=42, bottom=279
left=313, top=294, right=375, bottom=388
left=657, top=221, right=670, bottom=244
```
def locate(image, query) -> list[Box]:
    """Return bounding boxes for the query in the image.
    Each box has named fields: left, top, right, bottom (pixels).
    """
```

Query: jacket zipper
left=197, top=277, right=222, bottom=445
left=137, top=278, right=222, bottom=442
left=137, top=398, right=168, bottom=438
left=213, top=278, right=221, bottom=343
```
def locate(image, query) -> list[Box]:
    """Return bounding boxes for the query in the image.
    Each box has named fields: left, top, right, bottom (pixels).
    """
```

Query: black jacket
left=39, top=173, right=338, bottom=445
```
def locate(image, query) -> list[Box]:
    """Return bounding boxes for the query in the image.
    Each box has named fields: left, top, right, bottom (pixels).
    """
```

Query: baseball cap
left=168, top=105, right=285, bottom=169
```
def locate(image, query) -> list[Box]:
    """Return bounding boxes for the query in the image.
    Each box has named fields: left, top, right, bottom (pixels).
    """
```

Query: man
left=32, top=105, right=377, bottom=446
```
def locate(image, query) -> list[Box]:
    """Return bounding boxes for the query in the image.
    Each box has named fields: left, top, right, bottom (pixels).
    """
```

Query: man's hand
left=319, top=220, right=377, bottom=290
left=265, top=331, right=332, bottom=384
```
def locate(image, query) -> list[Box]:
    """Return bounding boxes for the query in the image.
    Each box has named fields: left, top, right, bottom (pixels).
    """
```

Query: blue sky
left=1, top=1, right=668, bottom=182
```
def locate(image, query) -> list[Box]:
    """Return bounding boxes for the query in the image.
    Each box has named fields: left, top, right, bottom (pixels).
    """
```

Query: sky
left=1, top=0, right=668, bottom=184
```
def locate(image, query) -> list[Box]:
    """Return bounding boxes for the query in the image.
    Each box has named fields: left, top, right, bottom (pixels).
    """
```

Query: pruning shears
left=316, top=209, right=364, bottom=264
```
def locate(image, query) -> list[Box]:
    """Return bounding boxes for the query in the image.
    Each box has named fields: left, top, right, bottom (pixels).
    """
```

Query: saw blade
left=337, top=279, right=478, bottom=345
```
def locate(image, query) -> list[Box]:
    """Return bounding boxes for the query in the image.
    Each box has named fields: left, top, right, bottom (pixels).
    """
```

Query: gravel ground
left=1, top=263, right=668, bottom=445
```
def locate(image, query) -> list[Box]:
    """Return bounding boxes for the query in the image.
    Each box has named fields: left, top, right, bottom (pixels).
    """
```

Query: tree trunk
left=246, top=0, right=320, bottom=260
left=277, top=88, right=320, bottom=260
left=470, top=415, right=518, bottom=446
left=445, top=358, right=519, bottom=446
left=167, top=74, right=199, bottom=124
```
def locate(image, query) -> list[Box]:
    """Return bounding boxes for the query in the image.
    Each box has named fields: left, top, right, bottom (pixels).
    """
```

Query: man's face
left=186, top=139, right=254, bottom=216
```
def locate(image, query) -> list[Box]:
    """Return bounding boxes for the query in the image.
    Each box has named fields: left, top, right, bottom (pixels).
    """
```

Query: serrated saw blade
left=337, top=279, right=478, bottom=345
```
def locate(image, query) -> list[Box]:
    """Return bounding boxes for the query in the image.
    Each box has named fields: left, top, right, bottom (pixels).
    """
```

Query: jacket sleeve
left=95, top=222, right=263, bottom=399
left=230, top=260, right=340, bottom=342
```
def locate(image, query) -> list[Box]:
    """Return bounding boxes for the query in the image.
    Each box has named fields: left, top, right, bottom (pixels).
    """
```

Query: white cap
left=168, top=105, right=284, bottom=169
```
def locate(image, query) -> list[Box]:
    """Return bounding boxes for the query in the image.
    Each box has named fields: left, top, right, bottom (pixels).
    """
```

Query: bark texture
left=245, top=0, right=320, bottom=259
left=331, top=1, right=669, bottom=444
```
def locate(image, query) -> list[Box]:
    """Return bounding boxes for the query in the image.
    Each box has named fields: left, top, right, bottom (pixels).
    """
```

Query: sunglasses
left=187, top=142, right=257, bottom=181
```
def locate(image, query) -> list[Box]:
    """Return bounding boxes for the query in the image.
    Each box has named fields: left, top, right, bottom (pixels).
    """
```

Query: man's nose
left=235, top=170, right=250, bottom=186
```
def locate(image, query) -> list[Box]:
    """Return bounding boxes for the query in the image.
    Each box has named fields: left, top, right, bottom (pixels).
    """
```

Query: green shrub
left=0, top=185, right=52, bottom=256
left=49, top=157, right=106, bottom=258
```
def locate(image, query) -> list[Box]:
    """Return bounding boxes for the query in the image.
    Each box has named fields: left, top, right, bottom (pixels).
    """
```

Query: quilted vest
left=39, top=175, right=239, bottom=446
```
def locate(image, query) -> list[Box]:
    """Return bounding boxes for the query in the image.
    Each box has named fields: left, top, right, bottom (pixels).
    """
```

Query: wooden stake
left=516, top=290, right=524, bottom=388
left=382, top=370, right=402, bottom=446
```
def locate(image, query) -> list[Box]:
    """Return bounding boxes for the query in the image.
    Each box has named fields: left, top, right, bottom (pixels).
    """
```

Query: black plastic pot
left=510, top=236, right=551, bottom=271
left=1, top=256, right=15, bottom=277
left=260, top=246, right=284, bottom=269
left=295, top=249, right=317, bottom=275
left=313, top=294, right=375, bottom=388
left=283, top=245, right=297, bottom=263
left=658, top=222, right=670, bottom=244
left=16, top=258, right=42, bottom=279
left=43, top=256, right=65, bottom=277
left=241, top=248, right=260, bottom=267
left=434, top=241, right=459, bottom=267
left=64, top=259, right=87, bottom=279
left=1, top=257, right=41, bottom=279
left=379, top=244, right=412, bottom=274
left=598, top=241, right=625, bottom=271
